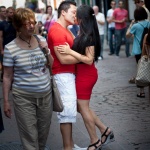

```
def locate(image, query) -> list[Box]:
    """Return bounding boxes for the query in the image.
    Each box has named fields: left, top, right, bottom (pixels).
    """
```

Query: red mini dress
left=75, top=63, right=98, bottom=100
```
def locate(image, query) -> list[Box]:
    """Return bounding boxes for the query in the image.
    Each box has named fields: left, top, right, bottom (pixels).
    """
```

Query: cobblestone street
left=0, top=47, right=150, bottom=150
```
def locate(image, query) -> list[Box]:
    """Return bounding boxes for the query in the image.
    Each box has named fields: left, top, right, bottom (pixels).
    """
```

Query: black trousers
left=0, top=107, right=4, bottom=133
left=135, top=54, right=141, bottom=64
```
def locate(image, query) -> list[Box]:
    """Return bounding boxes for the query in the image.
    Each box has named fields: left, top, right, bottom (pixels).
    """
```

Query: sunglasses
left=23, top=21, right=37, bottom=27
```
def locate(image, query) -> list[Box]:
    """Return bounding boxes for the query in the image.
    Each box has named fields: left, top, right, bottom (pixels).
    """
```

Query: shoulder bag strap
left=33, top=34, right=53, bottom=75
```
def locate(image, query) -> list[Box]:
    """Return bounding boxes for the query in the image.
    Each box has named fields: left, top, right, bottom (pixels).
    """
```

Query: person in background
left=0, top=6, right=6, bottom=72
left=93, top=5, right=105, bottom=60
left=37, top=21, right=48, bottom=38
left=42, top=5, right=57, bottom=33
left=107, top=0, right=116, bottom=55
left=35, top=8, right=45, bottom=23
left=134, top=0, right=150, bottom=21
left=68, top=24, right=79, bottom=37
left=126, top=6, right=150, bottom=97
left=0, top=6, right=6, bottom=21
left=3, top=8, right=53, bottom=150
left=0, top=5, right=6, bottom=134
left=0, top=7, right=16, bottom=82
left=57, top=4, right=115, bottom=150
left=112, top=0, right=130, bottom=57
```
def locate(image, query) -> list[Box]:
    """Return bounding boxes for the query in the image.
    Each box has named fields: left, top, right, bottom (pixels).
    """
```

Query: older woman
left=3, top=8, right=53, bottom=150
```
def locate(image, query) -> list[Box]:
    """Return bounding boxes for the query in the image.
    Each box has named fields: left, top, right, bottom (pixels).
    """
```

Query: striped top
left=3, top=35, right=51, bottom=94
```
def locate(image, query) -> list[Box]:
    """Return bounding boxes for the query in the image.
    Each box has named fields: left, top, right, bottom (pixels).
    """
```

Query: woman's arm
left=3, top=66, right=14, bottom=118
left=142, top=34, right=148, bottom=56
left=57, top=43, right=94, bottom=65
left=126, top=21, right=135, bottom=38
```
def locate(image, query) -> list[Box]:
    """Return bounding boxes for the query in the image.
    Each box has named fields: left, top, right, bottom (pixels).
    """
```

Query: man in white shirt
left=107, top=0, right=116, bottom=55
left=93, top=5, right=105, bottom=60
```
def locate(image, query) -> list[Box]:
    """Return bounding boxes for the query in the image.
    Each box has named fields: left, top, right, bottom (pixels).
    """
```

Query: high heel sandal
left=137, top=93, right=145, bottom=98
left=101, top=127, right=115, bottom=146
left=88, top=139, right=102, bottom=150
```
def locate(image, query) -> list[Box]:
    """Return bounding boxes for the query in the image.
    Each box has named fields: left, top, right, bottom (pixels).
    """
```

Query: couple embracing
left=48, top=1, right=115, bottom=150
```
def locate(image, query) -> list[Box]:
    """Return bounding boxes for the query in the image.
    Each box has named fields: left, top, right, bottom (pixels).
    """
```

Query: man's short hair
left=0, top=6, right=6, bottom=11
left=57, top=1, right=76, bottom=18
left=6, top=7, right=15, bottom=13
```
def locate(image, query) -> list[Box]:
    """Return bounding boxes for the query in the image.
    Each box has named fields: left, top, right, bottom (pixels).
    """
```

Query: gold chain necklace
left=19, top=35, right=31, bottom=48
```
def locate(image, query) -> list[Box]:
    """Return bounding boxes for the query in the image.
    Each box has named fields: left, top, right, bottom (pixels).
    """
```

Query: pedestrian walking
left=0, top=5, right=6, bottom=134
left=93, top=5, right=105, bottom=60
left=3, top=8, right=53, bottom=150
left=0, top=7, right=16, bottom=82
left=107, top=0, right=116, bottom=55
left=57, top=4, right=115, bottom=150
left=126, top=6, right=150, bottom=97
left=112, top=0, right=130, bottom=57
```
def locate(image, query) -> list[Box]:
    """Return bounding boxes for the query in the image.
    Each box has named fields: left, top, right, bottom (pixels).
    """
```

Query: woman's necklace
left=19, top=35, right=31, bottom=48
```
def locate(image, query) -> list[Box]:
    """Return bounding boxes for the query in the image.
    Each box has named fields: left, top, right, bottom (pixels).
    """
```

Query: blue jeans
left=100, top=35, right=104, bottom=57
left=115, top=28, right=130, bottom=57
left=108, top=27, right=115, bottom=54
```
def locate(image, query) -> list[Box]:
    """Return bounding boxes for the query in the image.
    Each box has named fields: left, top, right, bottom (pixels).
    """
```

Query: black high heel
left=101, top=127, right=115, bottom=146
left=88, top=139, right=102, bottom=150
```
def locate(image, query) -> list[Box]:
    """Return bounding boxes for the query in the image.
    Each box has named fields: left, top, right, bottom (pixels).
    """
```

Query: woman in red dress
left=58, top=5, right=115, bottom=150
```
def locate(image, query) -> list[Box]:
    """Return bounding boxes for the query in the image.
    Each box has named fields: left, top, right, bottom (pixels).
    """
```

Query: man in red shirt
left=48, top=1, right=83, bottom=150
left=113, top=0, right=130, bottom=57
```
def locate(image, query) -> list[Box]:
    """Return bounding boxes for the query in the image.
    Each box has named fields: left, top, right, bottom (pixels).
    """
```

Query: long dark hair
left=73, top=5, right=101, bottom=62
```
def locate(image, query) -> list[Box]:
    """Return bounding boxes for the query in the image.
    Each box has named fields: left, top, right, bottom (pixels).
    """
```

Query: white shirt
left=95, top=12, right=105, bottom=35
left=107, top=9, right=115, bottom=28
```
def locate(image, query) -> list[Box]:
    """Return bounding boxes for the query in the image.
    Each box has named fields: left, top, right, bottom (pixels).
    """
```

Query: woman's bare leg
left=77, top=100, right=101, bottom=150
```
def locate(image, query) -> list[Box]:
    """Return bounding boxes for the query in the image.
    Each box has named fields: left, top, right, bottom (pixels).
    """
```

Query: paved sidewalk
left=0, top=45, right=150, bottom=150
